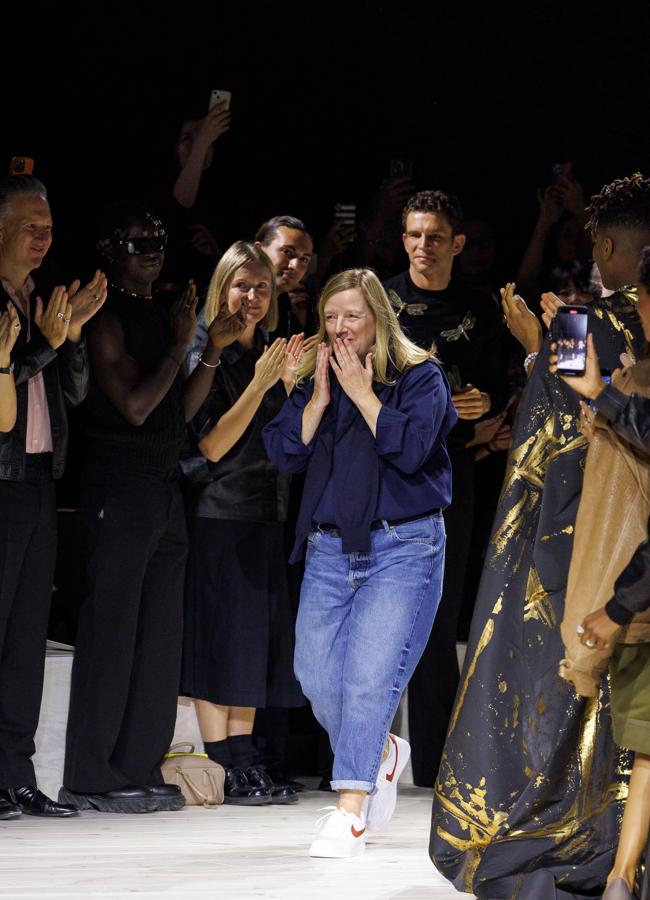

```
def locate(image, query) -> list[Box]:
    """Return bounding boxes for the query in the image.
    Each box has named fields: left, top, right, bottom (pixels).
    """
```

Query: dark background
left=4, top=0, right=650, bottom=277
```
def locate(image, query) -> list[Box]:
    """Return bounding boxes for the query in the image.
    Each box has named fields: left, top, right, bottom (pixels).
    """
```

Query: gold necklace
left=110, top=282, right=152, bottom=300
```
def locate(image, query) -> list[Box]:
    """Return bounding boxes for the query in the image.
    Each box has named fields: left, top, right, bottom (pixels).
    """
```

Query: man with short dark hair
left=0, top=175, right=106, bottom=819
left=384, top=189, right=510, bottom=786
left=255, top=216, right=315, bottom=338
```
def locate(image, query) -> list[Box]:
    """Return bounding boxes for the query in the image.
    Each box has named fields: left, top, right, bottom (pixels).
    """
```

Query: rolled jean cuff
left=330, top=779, right=376, bottom=794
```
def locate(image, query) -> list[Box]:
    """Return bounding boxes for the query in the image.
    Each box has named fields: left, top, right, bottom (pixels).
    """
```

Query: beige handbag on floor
left=161, top=742, right=225, bottom=807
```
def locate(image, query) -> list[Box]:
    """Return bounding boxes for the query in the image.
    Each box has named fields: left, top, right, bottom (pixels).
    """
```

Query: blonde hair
left=294, top=268, right=433, bottom=385
left=204, top=241, right=278, bottom=332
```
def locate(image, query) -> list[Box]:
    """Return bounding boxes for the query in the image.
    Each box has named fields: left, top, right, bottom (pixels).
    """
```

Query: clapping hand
left=67, top=270, right=108, bottom=342
left=500, top=282, right=542, bottom=354
left=540, top=291, right=565, bottom=329
left=169, top=281, right=199, bottom=349
left=252, top=338, right=287, bottom=392
left=0, top=304, right=21, bottom=366
left=35, top=286, right=72, bottom=350
left=310, top=342, right=331, bottom=411
left=280, top=332, right=306, bottom=393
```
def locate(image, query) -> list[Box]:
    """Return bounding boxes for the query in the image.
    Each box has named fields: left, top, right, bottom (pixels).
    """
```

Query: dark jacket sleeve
left=593, top=386, right=650, bottom=455
left=605, top=523, right=650, bottom=623
left=12, top=333, right=58, bottom=387
left=263, top=383, right=315, bottom=475
left=57, top=338, right=89, bottom=408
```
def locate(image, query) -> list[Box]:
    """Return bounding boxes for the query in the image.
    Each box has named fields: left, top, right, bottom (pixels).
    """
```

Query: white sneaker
left=364, top=733, right=410, bottom=832
left=308, top=806, right=367, bottom=858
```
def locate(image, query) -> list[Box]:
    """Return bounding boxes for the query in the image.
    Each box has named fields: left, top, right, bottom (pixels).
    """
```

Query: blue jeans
left=294, top=513, right=445, bottom=793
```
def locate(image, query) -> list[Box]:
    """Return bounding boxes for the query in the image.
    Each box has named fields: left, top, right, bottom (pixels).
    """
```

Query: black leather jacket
left=0, top=283, right=89, bottom=481
left=181, top=332, right=289, bottom=522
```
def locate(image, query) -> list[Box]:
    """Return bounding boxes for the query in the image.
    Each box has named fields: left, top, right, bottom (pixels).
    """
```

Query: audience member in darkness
left=181, top=241, right=304, bottom=805
left=516, top=173, right=592, bottom=306
left=0, top=175, right=105, bottom=820
left=61, top=204, right=225, bottom=814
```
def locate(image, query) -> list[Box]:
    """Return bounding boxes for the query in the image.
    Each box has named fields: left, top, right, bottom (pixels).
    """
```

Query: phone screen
left=554, top=306, right=588, bottom=376
left=334, top=203, right=356, bottom=226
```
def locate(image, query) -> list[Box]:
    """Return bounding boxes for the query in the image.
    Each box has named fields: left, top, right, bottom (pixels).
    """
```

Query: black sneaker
left=223, top=767, right=271, bottom=806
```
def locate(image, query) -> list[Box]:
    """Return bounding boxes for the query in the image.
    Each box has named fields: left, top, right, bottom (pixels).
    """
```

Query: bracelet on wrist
left=199, top=355, right=221, bottom=368
left=523, top=351, right=538, bottom=375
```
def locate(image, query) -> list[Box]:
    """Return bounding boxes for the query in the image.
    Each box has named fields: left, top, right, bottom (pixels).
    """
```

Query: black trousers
left=64, top=471, right=187, bottom=793
left=408, top=450, right=475, bottom=787
left=0, top=457, right=57, bottom=789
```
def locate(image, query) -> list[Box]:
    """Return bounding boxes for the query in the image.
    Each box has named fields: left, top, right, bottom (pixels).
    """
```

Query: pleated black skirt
left=181, top=517, right=304, bottom=708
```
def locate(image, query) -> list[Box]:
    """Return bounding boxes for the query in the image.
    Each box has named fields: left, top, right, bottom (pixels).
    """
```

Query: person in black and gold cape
left=430, top=174, right=650, bottom=900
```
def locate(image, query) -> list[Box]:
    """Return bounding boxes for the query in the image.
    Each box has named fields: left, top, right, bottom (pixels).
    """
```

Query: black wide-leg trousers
left=64, top=471, right=187, bottom=793
left=0, top=457, right=57, bottom=789
left=408, top=450, right=475, bottom=787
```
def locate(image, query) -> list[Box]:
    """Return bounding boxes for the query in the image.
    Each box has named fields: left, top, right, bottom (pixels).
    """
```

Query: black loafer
left=58, top=784, right=158, bottom=814
left=223, top=767, right=271, bottom=806
left=146, top=784, right=185, bottom=811
left=0, top=794, right=21, bottom=820
left=11, top=785, right=79, bottom=817
left=246, top=766, right=299, bottom=805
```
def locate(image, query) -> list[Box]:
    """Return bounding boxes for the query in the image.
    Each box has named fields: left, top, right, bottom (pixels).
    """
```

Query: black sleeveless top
left=82, top=290, right=187, bottom=476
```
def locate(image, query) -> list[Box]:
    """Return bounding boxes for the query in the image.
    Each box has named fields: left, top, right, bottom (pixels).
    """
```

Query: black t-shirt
left=383, top=271, right=509, bottom=404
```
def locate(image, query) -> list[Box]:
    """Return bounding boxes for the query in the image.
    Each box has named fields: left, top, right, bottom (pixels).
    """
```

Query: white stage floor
left=0, top=785, right=469, bottom=899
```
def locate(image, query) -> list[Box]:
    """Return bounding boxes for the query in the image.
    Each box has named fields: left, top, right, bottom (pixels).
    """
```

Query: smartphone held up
left=209, top=89, right=231, bottom=112
left=553, top=306, right=588, bottom=376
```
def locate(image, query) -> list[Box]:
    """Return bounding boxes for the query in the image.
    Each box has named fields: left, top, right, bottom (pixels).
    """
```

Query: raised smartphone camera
left=553, top=306, right=589, bottom=377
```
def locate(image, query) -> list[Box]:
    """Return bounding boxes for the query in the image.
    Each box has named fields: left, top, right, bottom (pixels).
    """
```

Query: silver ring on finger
left=585, top=638, right=596, bottom=648
left=57, top=311, right=66, bottom=321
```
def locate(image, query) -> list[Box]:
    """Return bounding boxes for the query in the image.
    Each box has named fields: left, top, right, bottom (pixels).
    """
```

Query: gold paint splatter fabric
left=430, top=290, right=644, bottom=899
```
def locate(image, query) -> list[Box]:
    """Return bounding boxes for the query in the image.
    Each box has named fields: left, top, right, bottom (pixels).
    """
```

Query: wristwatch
left=0, top=363, right=15, bottom=375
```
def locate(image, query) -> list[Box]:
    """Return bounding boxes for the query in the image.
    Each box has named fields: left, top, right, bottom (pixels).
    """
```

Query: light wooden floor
left=0, top=785, right=470, bottom=899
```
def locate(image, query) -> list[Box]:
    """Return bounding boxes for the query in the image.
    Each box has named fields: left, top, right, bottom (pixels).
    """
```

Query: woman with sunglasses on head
left=264, top=268, right=457, bottom=856
left=60, top=205, right=244, bottom=815
left=181, top=241, right=306, bottom=806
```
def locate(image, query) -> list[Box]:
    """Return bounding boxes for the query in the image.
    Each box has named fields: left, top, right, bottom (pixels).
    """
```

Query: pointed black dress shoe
left=0, top=794, right=21, bottom=819
left=11, top=785, right=79, bottom=817
left=223, top=766, right=271, bottom=806
left=245, top=766, right=299, bottom=805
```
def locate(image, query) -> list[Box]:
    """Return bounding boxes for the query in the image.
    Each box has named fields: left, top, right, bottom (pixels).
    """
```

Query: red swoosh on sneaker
left=351, top=825, right=366, bottom=838
left=385, top=734, right=399, bottom=783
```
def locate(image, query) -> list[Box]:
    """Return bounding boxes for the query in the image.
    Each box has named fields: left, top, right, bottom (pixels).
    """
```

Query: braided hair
left=586, top=172, right=650, bottom=237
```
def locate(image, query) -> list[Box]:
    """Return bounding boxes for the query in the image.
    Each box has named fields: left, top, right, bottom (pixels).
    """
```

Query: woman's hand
left=501, top=282, right=542, bottom=354
left=0, top=304, right=21, bottom=366
left=466, top=410, right=507, bottom=448
left=329, top=338, right=373, bottom=405
left=252, top=338, right=287, bottom=393
left=577, top=607, right=622, bottom=651
left=207, top=297, right=247, bottom=350
left=280, top=332, right=305, bottom=393
left=195, top=100, right=231, bottom=149
left=310, top=342, right=331, bottom=411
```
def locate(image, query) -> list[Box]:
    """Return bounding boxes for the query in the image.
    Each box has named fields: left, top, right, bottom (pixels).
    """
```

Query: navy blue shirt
left=263, top=358, right=457, bottom=560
